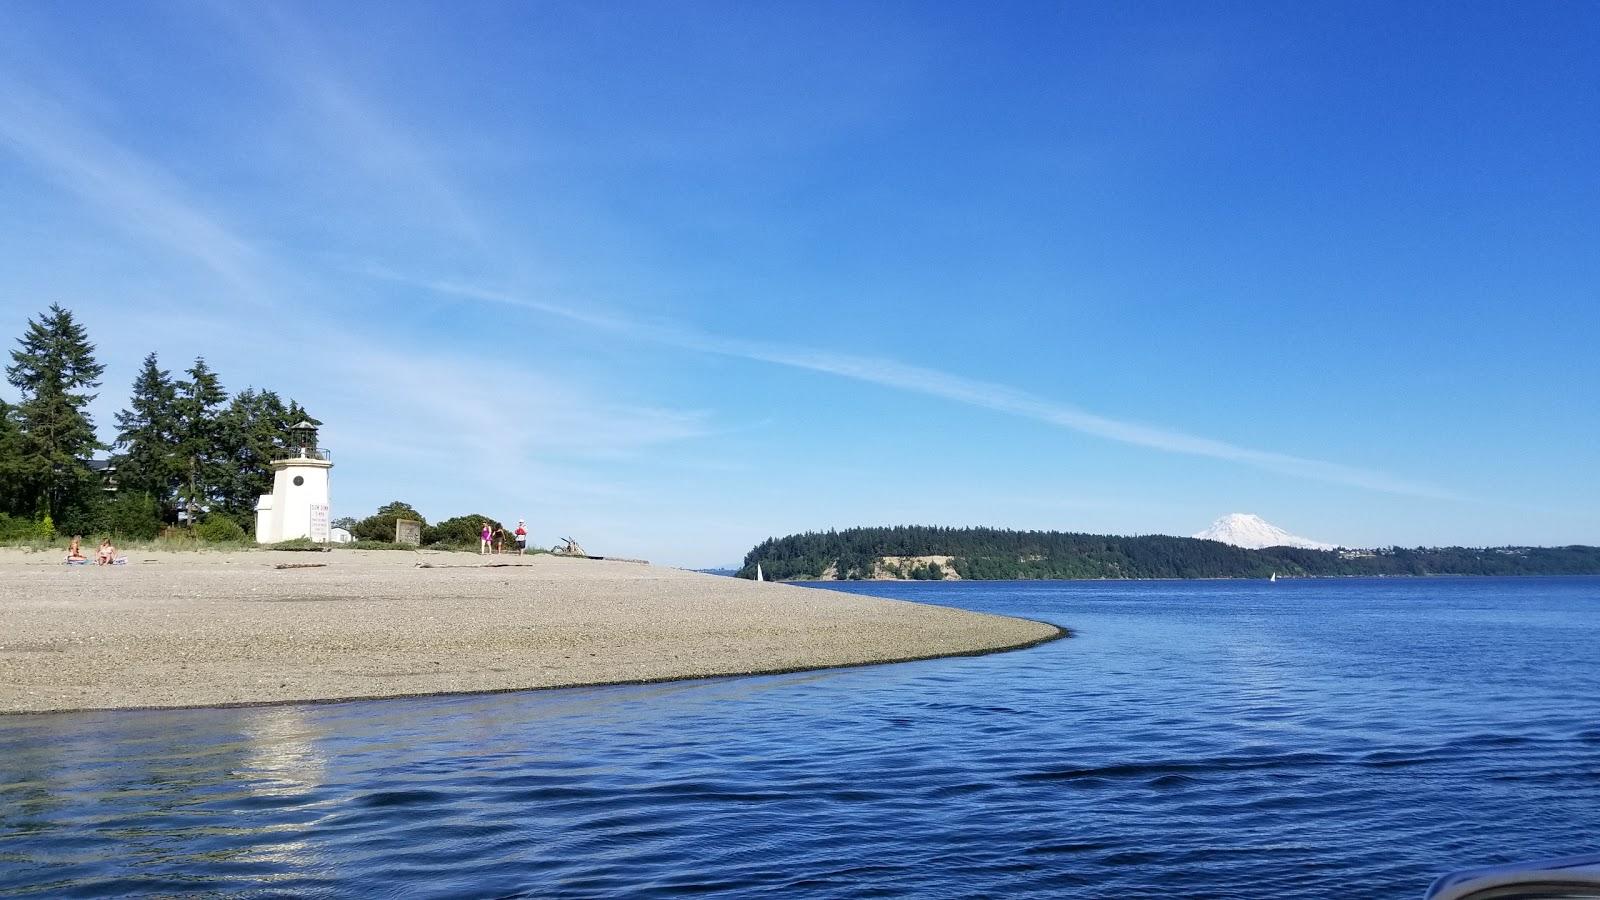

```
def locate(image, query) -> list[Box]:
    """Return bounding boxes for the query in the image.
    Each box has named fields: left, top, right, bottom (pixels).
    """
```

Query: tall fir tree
left=173, top=357, right=226, bottom=524
left=112, top=352, right=180, bottom=514
left=5, top=303, right=105, bottom=522
left=0, top=399, right=28, bottom=516
left=286, top=399, right=321, bottom=432
left=215, top=387, right=289, bottom=525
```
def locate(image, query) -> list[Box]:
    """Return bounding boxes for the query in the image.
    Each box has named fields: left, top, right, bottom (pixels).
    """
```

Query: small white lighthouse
left=254, top=420, right=334, bottom=544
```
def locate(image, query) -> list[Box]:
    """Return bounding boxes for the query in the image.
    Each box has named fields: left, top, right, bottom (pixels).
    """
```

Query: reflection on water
left=240, top=705, right=326, bottom=798
left=2, top=577, right=1599, bottom=898
left=234, top=706, right=327, bottom=876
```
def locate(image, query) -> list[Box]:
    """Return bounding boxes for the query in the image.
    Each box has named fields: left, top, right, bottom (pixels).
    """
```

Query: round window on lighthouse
left=293, top=475, right=305, bottom=487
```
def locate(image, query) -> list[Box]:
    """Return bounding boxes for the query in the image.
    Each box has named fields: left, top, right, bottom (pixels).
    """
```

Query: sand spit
left=0, top=549, right=1062, bottom=714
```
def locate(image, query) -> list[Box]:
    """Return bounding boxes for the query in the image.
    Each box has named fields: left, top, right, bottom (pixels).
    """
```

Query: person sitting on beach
left=66, top=535, right=87, bottom=562
left=96, top=538, right=117, bottom=566
left=480, top=521, right=492, bottom=555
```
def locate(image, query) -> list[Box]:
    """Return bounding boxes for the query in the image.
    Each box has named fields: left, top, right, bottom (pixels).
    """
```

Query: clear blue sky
left=1, top=1, right=1595, bottom=567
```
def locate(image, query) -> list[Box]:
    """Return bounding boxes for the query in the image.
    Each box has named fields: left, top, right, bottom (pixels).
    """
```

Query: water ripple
left=2, top=577, right=1599, bottom=898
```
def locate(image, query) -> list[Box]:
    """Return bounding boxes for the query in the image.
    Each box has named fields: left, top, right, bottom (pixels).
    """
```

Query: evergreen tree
left=5, top=304, right=105, bottom=522
left=0, top=399, right=28, bottom=517
left=112, top=352, right=180, bottom=515
left=286, top=398, right=322, bottom=433
left=172, top=357, right=226, bottom=524
left=214, top=388, right=290, bottom=525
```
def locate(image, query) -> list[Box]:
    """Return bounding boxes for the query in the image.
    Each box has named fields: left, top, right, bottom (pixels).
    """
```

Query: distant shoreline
left=788, top=572, right=1600, bottom=584
left=740, top=526, right=1600, bottom=581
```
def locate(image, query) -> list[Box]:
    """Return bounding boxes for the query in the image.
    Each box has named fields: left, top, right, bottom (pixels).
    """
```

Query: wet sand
left=0, top=548, right=1063, bottom=714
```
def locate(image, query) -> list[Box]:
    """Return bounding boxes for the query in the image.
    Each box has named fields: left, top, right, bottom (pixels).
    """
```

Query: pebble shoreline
left=0, top=548, right=1063, bottom=715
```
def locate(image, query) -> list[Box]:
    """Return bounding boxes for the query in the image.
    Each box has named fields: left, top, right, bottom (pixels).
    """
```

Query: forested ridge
left=739, top=526, right=1600, bottom=581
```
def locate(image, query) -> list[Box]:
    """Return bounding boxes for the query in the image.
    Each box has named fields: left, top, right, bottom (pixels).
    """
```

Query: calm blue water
left=2, top=577, right=1598, bottom=898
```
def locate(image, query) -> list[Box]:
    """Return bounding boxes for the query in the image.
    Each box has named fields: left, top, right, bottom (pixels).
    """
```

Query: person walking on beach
left=480, top=521, right=492, bottom=555
left=514, top=519, right=527, bottom=556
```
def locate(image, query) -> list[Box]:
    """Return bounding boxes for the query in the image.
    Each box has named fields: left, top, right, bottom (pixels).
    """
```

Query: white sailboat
left=756, top=563, right=765, bottom=582
left=1269, top=572, right=1278, bottom=583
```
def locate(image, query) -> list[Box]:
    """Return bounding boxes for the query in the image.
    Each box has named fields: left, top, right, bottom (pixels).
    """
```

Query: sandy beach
left=0, top=548, right=1062, bottom=714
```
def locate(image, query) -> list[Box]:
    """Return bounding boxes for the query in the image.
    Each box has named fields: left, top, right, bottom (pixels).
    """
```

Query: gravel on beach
left=0, top=548, right=1062, bottom=714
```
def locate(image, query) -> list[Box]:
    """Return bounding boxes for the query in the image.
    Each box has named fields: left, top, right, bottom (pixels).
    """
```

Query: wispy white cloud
left=398, top=276, right=1459, bottom=501
left=324, top=345, right=712, bottom=460
left=0, top=10, right=1456, bottom=521
left=711, top=342, right=1460, bottom=501
left=225, top=16, right=1461, bottom=509
left=200, top=3, right=489, bottom=248
left=0, top=72, right=708, bottom=482
left=0, top=79, right=268, bottom=297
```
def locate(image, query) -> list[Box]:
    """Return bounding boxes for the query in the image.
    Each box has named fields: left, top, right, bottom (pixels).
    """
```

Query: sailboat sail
left=756, top=564, right=765, bottom=582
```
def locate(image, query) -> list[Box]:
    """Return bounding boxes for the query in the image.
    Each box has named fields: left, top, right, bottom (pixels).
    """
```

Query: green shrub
left=103, top=493, right=163, bottom=540
left=36, top=513, right=56, bottom=541
left=268, top=537, right=325, bottom=551
left=159, top=526, right=200, bottom=547
left=424, top=513, right=505, bottom=547
left=194, top=516, right=247, bottom=543
left=0, top=513, right=36, bottom=542
left=57, top=493, right=108, bottom=538
left=352, top=500, right=427, bottom=542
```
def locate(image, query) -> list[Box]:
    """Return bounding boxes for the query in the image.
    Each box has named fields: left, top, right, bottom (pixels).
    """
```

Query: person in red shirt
left=514, top=519, right=528, bottom=556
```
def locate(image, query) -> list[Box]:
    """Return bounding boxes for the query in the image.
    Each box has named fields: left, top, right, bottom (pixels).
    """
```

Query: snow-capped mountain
left=1192, top=514, right=1336, bottom=551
